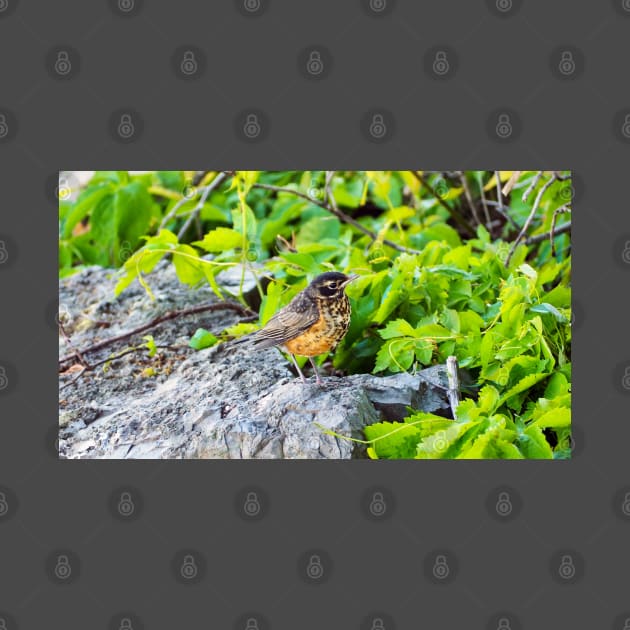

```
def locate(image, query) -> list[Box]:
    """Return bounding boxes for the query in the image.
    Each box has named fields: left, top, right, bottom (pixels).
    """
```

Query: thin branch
left=477, top=171, right=491, bottom=229
left=58, top=320, right=89, bottom=367
left=522, top=171, right=543, bottom=203
left=59, top=366, right=87, bottom=390
left=524, top=220, right=571, bottom=246
left=59, top=301, right=254, bottom=366
left=177, top=171, right=228, bottom=240
left=495, top=170, right=503, bottom=221
left=505, top=173, right=557, bottom=267
left=410, top=172, right=476, bottom=236
left=458, top=172, right=481, bottom=226
left=501, top=171, right=522, bottom=197
left=549, top=205, right=572, bottom=256
left=483, top=200, right=520, bottom=231
left=252, top=182, right=422, bottom=255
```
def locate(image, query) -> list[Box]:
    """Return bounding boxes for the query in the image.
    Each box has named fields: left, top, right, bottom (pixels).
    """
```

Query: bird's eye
left=328, top=281, right=338, bottom=289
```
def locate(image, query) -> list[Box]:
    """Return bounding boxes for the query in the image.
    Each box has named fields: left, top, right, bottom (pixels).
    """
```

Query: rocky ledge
left=59, top=264, right=451, bottom=459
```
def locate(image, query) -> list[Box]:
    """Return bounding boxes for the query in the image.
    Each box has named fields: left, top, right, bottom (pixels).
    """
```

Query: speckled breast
left=283, top=294, right=351, bottom=357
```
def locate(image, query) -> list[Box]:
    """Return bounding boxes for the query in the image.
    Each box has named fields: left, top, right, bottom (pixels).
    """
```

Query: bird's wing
left=249, top=292, right=320, bottom=349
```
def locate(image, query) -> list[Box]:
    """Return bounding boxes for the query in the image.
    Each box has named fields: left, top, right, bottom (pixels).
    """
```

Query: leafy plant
left=59, top=170, right=571, bottom=459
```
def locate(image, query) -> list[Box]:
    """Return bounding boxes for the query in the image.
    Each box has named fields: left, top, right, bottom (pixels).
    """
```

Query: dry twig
left=505, top=172, right=558, bottom=267
left=59, top=301, right=254, bottom=366
left=410, top=172, right=476, bottom=236
left=458, top=172, right=481, bottom=226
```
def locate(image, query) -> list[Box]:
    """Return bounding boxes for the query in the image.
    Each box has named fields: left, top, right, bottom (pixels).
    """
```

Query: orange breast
left=283, top=314, right=335, bottom=356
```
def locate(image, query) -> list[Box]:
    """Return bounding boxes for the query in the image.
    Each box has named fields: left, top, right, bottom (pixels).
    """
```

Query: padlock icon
left=434, top=178, right=449, bottom=198
left=371, top=618, right=385, bottom=630
left=180, top=50, right=198, bottom=76
left=621, top=492, right=630, bottom=516
left=434, top=430, right=448, bottom=452
left=0, top=492, right=8, bottom=516
left=369, top=491, right=387, bottom=516
left=623, top=617, right=630, bottom=630
left=245, top=618, right=259, bottom=630
left=0, top=114, right=8, bottom=139
left=54, top=554, right=72, bottom=580
left=54, top=51, right=72, bottom=76
left=117, top=491, right=135, bottom=516
left=306, top=50, right=324, bottom=75
left=495, top=0, right=513, bottom=11
left=117, top=114, right=135, bottom=139
left=0, top=366, right=8, bottom=390
left=369, top=114, right=387, bottom=139
left=180, top=554, right=198, bottom=579
left=622, top=114, right=630, bottom=139
left=497, top=618, right=511, bottom=630
left=243, top=0, right=261, bottom=11
left=243, top=113, right=261, bottom=138
left=432, top=554, right=450, bottom=579
left=369, top=0, right=387, bottom=12
left=558, top=51, right=576, bottom=76
left=56, top=176, right=71, bottom=201
left=495, top=491, right=513, bottom=516
left=119, top=618, right=133, bottom=630
left=0, top=618, right=7, bottom=630
left=118, top=0, right=135, bottom=11
left=622, top=241, right=630, bottom=264
left=57, top=303, right=71, bottom=327
left=0, top=241, right=7, bottom=265
left=623, top=0, right=630, bottom=11
left=0, top=0, right=8, bottom=12
left=432, top=51, right=449, bottom=76
left=243, top=491, right=261, bottom=516
left=495, top=113, right=513, bottom=138
left=623, top=367, right=630, bottom=390
left=308, top=177, right=322, bottom=200
left=558, top=554, right=575, bottom=579
left=306, top=554, right=324, bottom=579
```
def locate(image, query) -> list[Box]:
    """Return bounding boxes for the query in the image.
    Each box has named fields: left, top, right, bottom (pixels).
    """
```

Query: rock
left=58, top=264, right=452, bottom=459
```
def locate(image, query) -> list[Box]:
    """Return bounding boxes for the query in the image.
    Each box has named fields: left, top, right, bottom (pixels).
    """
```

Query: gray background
left=0, top=0, right=629, bottom=628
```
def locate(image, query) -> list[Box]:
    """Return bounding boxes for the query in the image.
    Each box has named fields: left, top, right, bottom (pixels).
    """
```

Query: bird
left=232, top=271, right=359, bottom=385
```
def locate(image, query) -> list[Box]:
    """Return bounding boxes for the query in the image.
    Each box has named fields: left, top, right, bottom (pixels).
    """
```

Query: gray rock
left=58, top=264, right=452, bottom=459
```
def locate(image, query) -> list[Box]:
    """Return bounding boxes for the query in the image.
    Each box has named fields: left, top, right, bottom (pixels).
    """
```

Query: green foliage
left=188, top=328, right=219, bottom=350
left=59, top=170, right=571, bottom=459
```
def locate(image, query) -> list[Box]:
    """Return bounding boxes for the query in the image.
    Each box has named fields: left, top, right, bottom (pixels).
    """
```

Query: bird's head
left=306, top=272, right=359, bottom=299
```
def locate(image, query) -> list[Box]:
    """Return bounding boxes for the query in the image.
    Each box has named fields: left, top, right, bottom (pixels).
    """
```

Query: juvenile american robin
left=233, top=271, right=359, bottom=385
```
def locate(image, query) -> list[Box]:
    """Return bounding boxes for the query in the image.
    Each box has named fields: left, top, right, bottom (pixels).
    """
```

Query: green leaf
left=172, top=244, right=203, bottom=285
left=498, top=372, right=549, bottom=407
left=379, top=319, right=417, bottom=339
left=194, top=227, right=243, bottom=252
left=414, top=323, right=452, bottom=339
left=477, top=385, right=500, bottom=414
left=544, top=372, right=569, bottom=398
left=530, top=302, right=568, bottom=323
left=189, top=328, right=219, bottom=350
left=374, top=341, right=394, bottom=373
left=518, top=425, right=554, bottom=459
left=62, top=185, right=112, bottom=239
left=142, top=335, right=158, bottom=357
left=414, top=339, right=433, bottom=364
left=364, top=421, right=422, bottom=459
left=531, top=407, right=571, bottom=429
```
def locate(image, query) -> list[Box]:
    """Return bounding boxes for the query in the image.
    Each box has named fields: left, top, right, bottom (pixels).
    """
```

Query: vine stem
left=252, top=182, right=422, bottom=255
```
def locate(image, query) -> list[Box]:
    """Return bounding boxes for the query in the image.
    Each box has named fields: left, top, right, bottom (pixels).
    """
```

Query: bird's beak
left=342, top=274, right=360, bottom=286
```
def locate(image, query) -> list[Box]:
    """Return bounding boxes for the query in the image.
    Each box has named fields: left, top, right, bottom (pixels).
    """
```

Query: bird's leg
left=309, top=357, right=324, bottom=386
left=288, top=353, right=307, bottom=383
